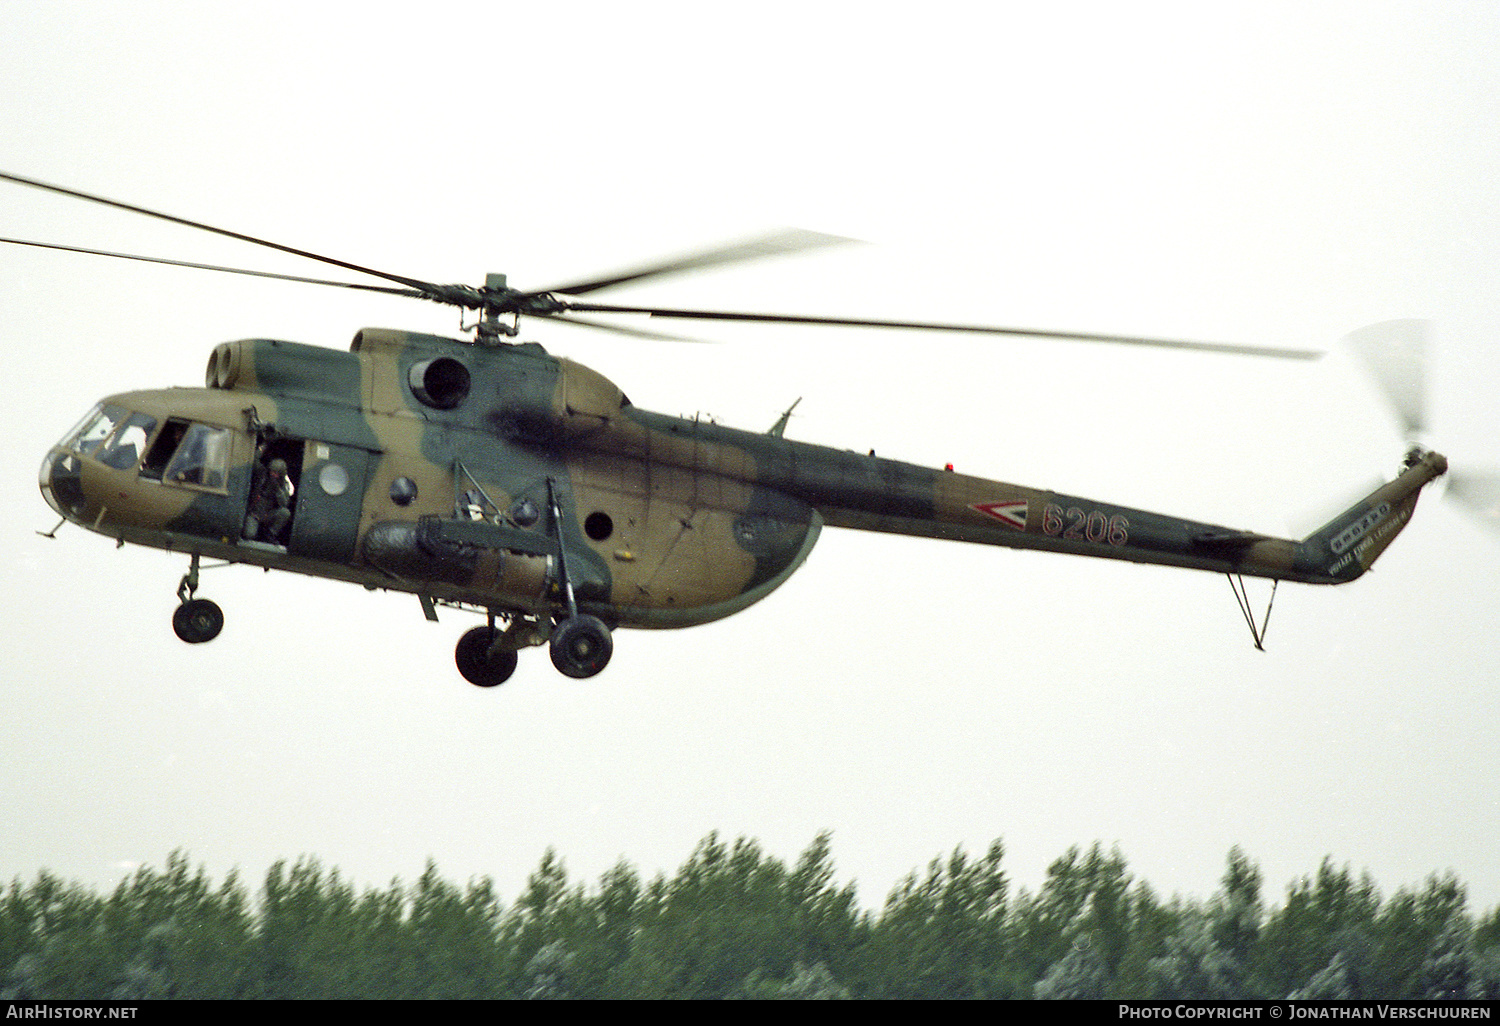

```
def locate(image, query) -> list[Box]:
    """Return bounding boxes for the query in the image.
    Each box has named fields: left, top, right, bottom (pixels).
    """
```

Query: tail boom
left=796, top=446, right=1447, bottom=587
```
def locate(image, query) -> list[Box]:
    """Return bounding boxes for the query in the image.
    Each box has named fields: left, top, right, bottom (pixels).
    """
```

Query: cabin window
left=58, top=407, right=232, bottom=491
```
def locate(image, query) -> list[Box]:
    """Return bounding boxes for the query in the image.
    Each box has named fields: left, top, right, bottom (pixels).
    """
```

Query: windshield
left=97, top=411, right=158, bottom=470
left=59, top=403, right=125, bottom=455
left=56, top=404, right=158, bottom=470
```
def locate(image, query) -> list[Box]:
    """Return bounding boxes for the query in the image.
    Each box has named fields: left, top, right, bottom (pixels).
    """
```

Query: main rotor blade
left=536, top=228, right=859, bottom=297
left=0, top=236, right=419, bottom=296
left=0, top=170, right=436, bottom=292
left=538, top=313, right=714, bottom=344
left=554, top=302, right=1324, bottom=359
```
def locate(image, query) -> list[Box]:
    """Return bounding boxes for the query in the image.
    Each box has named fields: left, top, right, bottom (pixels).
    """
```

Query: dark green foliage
left=1214, top=845, right=1264, bottom=965
left=855, top=839, right=1012, bottom=998
left=1142, top=847, right=1263, bottom=1000
left=1011, top=842, right=1135, bottom=994
left=2, top=841, right=1496, bottom=999
left=1477, top=904, right=1500, bottom=950
left=1258, top=857, right=1381, bottom=997
left=1146, top=912, right=1248, bottom=999
left=734, top=960, right=851, bottom=999
left=1370, top=874, right=1468, bottom=1000
left=610, top=832, right=860, bottom=999
left=0, top=854, right=252, bottom=999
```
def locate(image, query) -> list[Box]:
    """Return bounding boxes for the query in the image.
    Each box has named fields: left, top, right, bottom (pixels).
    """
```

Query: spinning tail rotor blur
left=1346, top=319, right=1500, bottom=534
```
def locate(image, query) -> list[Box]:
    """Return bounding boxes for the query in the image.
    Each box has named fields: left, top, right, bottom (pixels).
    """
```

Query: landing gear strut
left=172, top=554, right=223, bottom=644
left=542, top=478, right=614, bottom=679
left=450, top=479, right=617, bottom=686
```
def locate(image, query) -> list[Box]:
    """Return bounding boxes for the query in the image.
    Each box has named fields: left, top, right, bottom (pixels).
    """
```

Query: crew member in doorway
left=244, top=457, right=293, bottom=544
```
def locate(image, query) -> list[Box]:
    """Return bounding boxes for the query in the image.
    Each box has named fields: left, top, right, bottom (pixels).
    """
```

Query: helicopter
left=10, top=171, right=1450, bottom=686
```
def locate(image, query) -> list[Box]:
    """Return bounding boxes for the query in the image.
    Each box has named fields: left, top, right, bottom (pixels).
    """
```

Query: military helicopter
left=11, top=171, right=1450, bottom=686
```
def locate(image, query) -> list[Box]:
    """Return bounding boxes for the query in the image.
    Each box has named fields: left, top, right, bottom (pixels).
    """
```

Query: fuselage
left=41, top=328, right=1448, bottom=636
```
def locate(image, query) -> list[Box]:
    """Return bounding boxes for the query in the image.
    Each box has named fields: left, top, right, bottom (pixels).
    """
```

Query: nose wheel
left=172, top=553, right=223, bottom=644
left=173, top=598, right=224, bottom=644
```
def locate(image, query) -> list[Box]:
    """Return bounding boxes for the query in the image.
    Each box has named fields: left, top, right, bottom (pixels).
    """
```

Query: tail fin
left=1297, top=449, right=1447, bottom=582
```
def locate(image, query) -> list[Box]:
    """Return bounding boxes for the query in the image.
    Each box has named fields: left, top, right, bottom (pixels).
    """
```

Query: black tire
left=172, top=598, right=224, bottom=644
left=455, top=625, right=518, bottom=687
left=549, top=615, right=613, bottom=679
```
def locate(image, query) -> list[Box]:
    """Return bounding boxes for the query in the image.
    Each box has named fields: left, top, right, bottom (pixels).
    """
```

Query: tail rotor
left=1344, top=320, right=1500, bottom=535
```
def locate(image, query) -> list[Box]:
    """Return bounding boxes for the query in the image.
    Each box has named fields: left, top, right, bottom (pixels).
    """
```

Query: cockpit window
left=61, top=403, right=126, bottom=456
left=159, top=423, right=231, bottom=490
left=141, top=419, right=189, bottom=480
left=97, top=412, right=158, bottom=471
left=57, top=407, right=234, bottom=492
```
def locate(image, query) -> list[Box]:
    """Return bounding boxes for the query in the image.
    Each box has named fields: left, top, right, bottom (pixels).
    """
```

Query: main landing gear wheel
left=455, top=625, right=519, bottom=688
left=549, top=615, right=613, bottom=679
left=172, top=598, right=224, bottom=644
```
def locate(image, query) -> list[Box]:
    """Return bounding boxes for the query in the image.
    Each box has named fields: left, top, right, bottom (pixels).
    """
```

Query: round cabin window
left=319, top=463, right=349, bottom=496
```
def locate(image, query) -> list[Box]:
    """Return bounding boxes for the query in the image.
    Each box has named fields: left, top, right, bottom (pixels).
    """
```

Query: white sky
left=3, top=1, right=1498, bottom=916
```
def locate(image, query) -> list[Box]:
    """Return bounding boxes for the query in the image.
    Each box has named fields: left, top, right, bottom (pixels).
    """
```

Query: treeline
left=2, top=836, right=1498, bottom=999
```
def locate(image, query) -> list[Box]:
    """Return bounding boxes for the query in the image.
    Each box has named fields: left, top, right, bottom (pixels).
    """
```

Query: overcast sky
left=3, top=1, right=1498, bottom=915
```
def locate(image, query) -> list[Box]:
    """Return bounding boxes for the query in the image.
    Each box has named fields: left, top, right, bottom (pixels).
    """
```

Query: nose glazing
left=39, top=449, right=86, bottom=520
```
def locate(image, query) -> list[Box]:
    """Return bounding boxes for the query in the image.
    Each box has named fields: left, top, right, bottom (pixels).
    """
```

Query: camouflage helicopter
left=12, top=171, right=1450, bottom=686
